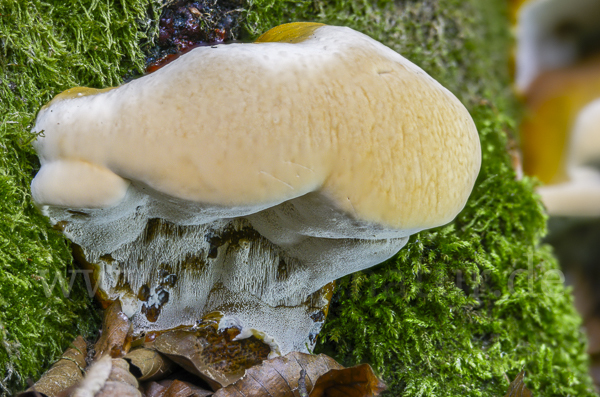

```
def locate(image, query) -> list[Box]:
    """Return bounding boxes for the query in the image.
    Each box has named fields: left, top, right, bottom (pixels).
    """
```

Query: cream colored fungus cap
left=31, top=23, right=481, bottom=233
left=538, top=98, right=600, bottom=216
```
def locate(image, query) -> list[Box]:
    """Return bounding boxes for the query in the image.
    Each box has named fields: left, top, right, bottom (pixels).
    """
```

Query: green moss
left=241, top=0, right=595, bottom=395
left=0, top=0, right=159, bottom=392
left=0, top=0, right=594, bottom=395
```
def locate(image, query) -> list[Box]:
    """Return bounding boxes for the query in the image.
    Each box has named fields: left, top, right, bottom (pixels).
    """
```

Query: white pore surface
left=539, top=98, right=600, bottom=216
left=32, top=25, right=480, bottom=355
left=516, top=0, right=600, bottom=92
left=44, top=189, right=408, bottom=354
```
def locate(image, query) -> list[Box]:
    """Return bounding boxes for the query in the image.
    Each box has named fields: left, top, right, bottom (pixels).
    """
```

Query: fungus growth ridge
left=31, top=23, right=481, bottom=360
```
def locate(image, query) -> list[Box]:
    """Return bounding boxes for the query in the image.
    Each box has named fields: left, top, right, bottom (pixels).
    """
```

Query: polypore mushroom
left=515, top=0, right=600, bottom=184
left=515, top=0, right=600, bottom=93
left=31, top=23, right=480, bottom=364
left=538, top=98, right=600, bottom=216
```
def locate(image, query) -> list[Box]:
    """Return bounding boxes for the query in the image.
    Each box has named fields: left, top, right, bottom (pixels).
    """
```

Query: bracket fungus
left=31, top=22, right=480, bottom=368
left=515, top=0, right=600, bottom=93
left=515, top=0, right=600, bottom=184
left=538, top=98, right=600, bottom=216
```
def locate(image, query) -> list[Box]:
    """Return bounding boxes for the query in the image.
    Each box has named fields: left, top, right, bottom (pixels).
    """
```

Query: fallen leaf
left=213, top=352, right=347, bottom=396
left=107, top=358, right=139, bottom=389
left=505, top=370, right=533, bottom=397
left=69, top=356, right=142, bottom=397
left=299, top=369, right=309, bottom=397
left=94, top=381, right=141, bottom=397
left=152, top=325, right=270, bottom=390
left=309, top=364, right=386, bottom=397
left=125, top=347, right=175, bottom=381
left=163, top=379, right=213, bottom=397
left=94, top=301, right=132, bottom=359
left=22, top=336, right=87, bottom=397
left=145, top=381, right=168, bottom=397
left=142, top=380, right=213, bottom=397
left=71, top=356, right=113, bottom=397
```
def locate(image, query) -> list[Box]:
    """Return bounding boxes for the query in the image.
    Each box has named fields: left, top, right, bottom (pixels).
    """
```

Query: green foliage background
left=0, top=0, right=596, bottom=395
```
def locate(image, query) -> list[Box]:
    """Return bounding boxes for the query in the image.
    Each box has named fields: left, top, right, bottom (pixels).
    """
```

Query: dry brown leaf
left=69, top=356, right=142, bottom=397
left=145, top=381, right=168, bottom=397
left=213, top=352, right=347, bottom=397
left=70, top=356, right=113, bottom=397
left=94, top=381, right=141, bottom=397
left=309, top=364, right=386, bottom=397
left=163, top=380, right=213, bottom=397
left=94, top=301, right=132, bottom=359
left=142, top=380, right=212, bottom=397
left=22, top=336, right=87, bottom=397
left=125, top=347, right=175, bottom=381
left=299, top=369, right=309, bottom=397
left=108, top=358, right=139, bottom=389
left=505, top=370, right=533, bottom=397
left=152, top=326, right=270, bottom=390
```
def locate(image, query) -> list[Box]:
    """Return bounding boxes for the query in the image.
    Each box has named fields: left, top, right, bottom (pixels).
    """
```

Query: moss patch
left=243, top=0, right=597, bottom=395
left=0, top=0, right=159, bottom=392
